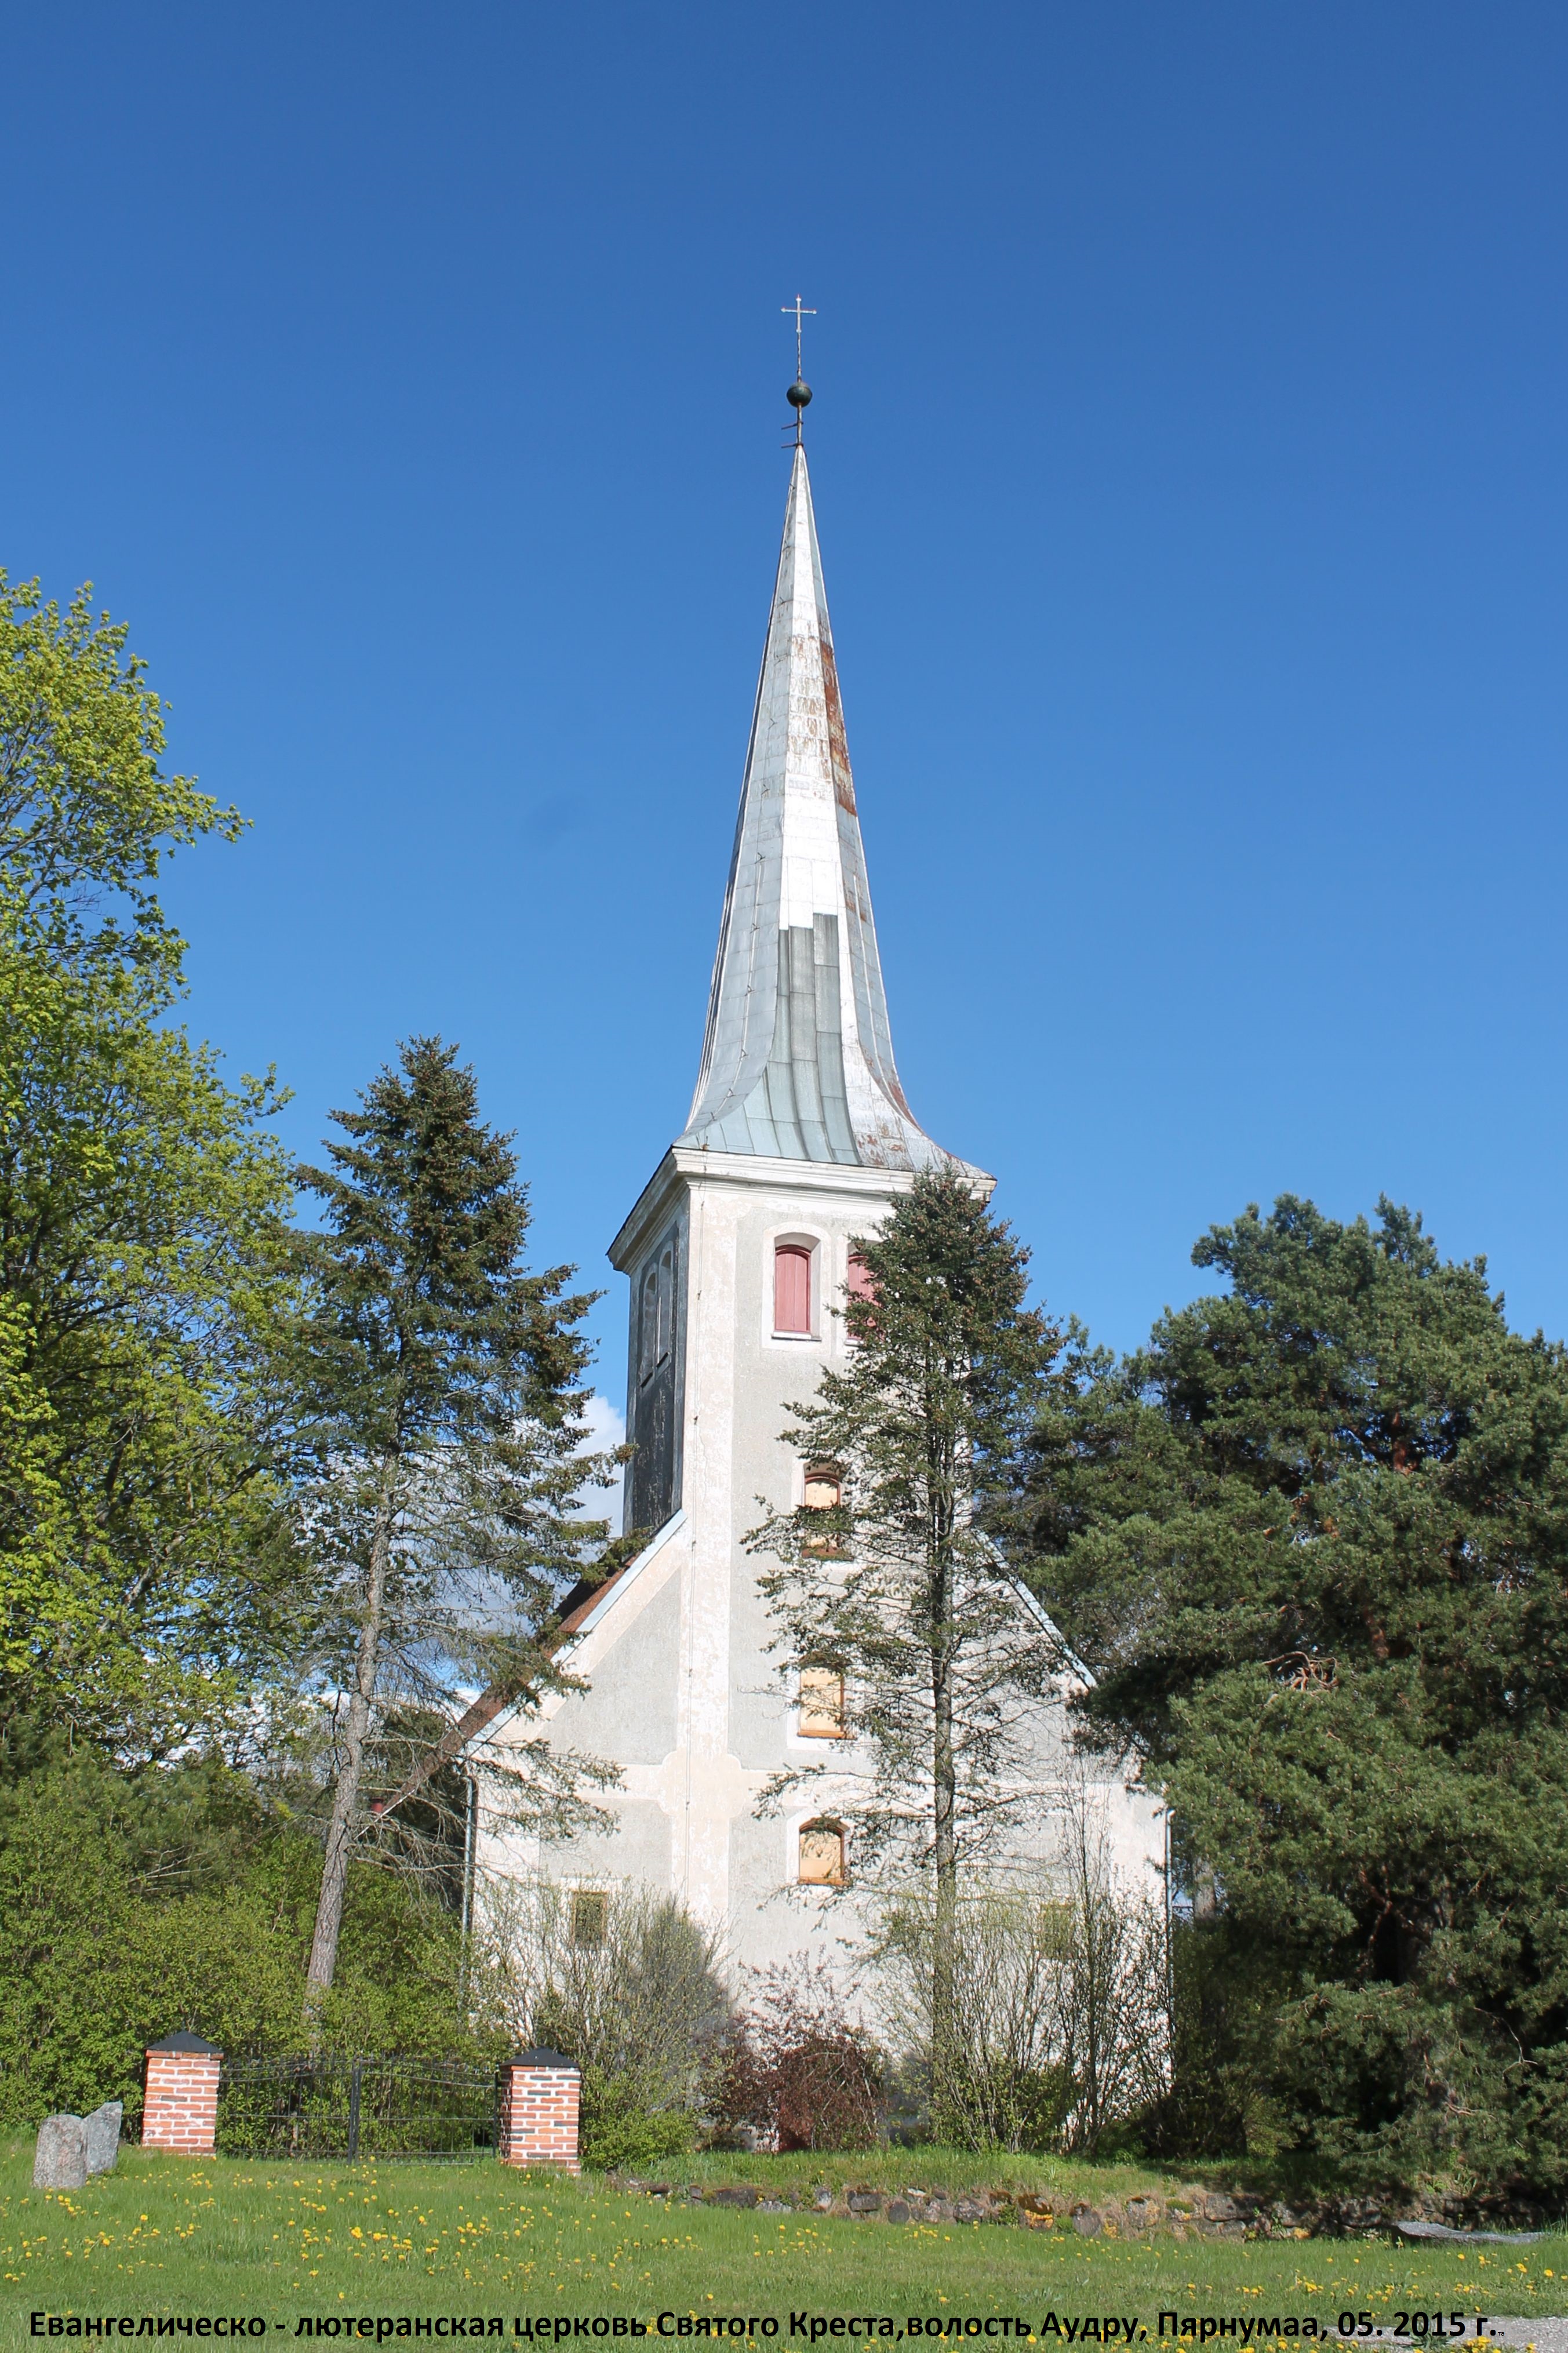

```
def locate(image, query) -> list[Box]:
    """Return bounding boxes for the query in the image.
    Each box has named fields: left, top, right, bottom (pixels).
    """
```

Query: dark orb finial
left=787, top=378, right=812, bottom=410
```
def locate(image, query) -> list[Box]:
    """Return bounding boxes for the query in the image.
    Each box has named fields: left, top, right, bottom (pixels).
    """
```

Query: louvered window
left=802, top=1463, right=843, bottom=1556
left=638, top=1264, right=659, bottom=1384
left=798, top=1820, right=847, bottom=1886
left=798, top=1665, right=846, bottom=1739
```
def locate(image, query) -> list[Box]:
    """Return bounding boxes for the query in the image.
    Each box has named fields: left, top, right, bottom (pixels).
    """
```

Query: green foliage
left=0, top=1756, right=478, bottom=2129
left=576, top=2067, right=699, bottom=2172
left=291, top=1038, right=622, bottom=2001
left=751, top=1172, right=1069, bottom=1884
left=0, top=572, right=298, bottom=1751
left=876, top=1816, right=1167, bottom=2161
left=486, top=1880, right=727, bottom=2163
left=876, top=1882, right=1069, bottom=2152
left=1137, top=1916, right=1297, bottom=2162
left=293, top=1035, right=617, bottom=1722
left=750, top=1172, right=1071, bottom=2078
left=1015, top=1194, right=1568, bottom=2198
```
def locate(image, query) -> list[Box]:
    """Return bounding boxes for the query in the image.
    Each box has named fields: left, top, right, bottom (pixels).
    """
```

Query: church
left=482, top=408, right=1164, bottom=1980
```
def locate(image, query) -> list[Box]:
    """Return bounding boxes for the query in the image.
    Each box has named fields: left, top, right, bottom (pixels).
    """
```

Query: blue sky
left=5, top=3, right=1567, bottom=1416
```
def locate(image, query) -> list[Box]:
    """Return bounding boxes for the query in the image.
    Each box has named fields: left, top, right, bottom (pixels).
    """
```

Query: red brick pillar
left=141, top=2034, right=223, bottom=2154
left=497, top=2049, right=581, bottom=2172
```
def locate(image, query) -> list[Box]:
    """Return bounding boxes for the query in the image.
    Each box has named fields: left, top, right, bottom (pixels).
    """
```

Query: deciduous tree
left=0, top=573, right=297, bottom=1751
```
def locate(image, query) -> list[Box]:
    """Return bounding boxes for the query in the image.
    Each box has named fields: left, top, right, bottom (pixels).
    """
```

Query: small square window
left=570, top=1890, right=609, bottom=1947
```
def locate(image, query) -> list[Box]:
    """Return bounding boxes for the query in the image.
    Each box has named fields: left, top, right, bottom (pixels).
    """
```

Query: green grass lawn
left=0, top=2150, right=1560, bottom=2343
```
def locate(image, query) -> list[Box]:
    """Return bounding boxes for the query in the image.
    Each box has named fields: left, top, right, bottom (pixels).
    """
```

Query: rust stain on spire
left=678, top=445, right=986, bottom=1183
left=818, top=631, right=857, bottom=815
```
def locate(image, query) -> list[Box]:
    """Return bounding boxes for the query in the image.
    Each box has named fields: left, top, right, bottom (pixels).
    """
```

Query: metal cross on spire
left=782, top=296, right=816, bottom=442
left=782, top=294, right=816, bottom=380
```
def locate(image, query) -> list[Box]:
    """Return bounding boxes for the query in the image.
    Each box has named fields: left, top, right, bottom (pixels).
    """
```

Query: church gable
left=550, top=1570, right=681, bottom=1770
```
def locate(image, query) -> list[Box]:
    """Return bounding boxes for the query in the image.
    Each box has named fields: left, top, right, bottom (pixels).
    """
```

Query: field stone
left=847, top=2192, right=883, bottom=2214
left=1071, top=2205, right=1103, bottom=2238
left=1125, top=2197, right=1160, bottom=2231
left=811, top=2189, right=834, bottom=2212
left=885, top=2200, right=911, bottom=2225
left=34, top=2115, right=87, bottom=2191
left=710, top=2187, right=759, bottom=2209
left=83, top=2102, right=122, bottom=2176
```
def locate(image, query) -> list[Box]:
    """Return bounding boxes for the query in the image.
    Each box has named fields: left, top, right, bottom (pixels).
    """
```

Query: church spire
left=681, top=444, right=976, bottom=1173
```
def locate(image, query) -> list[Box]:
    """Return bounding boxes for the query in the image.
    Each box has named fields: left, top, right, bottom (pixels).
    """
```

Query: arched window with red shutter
left=773, top=1243, right=813, bottom=1334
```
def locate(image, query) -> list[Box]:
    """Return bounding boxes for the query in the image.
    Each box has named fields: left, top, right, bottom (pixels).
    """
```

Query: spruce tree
left=750, top=1170, right=1068, bottom=2079
left=294, top=1037, right=619, bottom=2013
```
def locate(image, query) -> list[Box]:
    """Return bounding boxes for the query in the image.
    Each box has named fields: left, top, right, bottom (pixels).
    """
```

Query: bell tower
left=480, top=373, right=1166, bottom=1984
left=489, top=403, right=1004, bottom=1970
left=614, top=434, right=986, bottom=1549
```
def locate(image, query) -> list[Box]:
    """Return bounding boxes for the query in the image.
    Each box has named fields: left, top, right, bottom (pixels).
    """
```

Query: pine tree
left=749, top=1170, right=1068, bottom=2081
left=1013, top=1194, right=1568, bottom=2195
left=293, top=1037, right=620, bottom=2014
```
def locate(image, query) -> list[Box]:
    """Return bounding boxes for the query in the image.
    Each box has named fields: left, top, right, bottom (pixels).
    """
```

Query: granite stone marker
left=84, top=2101, right=122, bottom=2174
left=34, top=2115, right=87, bottom=2191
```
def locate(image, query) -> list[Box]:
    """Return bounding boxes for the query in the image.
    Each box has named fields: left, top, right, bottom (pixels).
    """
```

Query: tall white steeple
left=480, top=386, right=1165, bottom=1991
left=681, top=446, right=978, bottom=1175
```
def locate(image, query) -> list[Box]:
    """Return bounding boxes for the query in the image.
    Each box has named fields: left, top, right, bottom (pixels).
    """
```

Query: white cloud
left=576, top=1388, right=626, bottom=1534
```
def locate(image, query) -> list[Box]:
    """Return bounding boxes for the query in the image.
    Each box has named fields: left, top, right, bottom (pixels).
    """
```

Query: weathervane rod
left=782, top=294, right=816, bottom=445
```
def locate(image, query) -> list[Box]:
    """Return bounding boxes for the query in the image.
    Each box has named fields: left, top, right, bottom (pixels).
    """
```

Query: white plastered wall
left=478, top=1150, right=1167, bottom=1988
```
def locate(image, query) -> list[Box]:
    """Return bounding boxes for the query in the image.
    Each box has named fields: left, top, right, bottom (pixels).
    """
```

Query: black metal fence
left=217, top=2056, right=501, bottom=2162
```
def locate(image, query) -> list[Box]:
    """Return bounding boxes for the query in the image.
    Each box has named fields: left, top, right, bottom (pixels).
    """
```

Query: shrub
left=876, top=1795, right=1169, bottom=2155
left=1137, top=1915, right=1292, bottom=2162
left=481, top=1880, right=727, bottom=2164
left=876, top=1883, right=1072, bottom=2152
left=718, top=1958, right=882, bottom=2153
left=577, top=2065, right=698, bottom=2171
left=0, top=1756, right=479, bottom=2125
